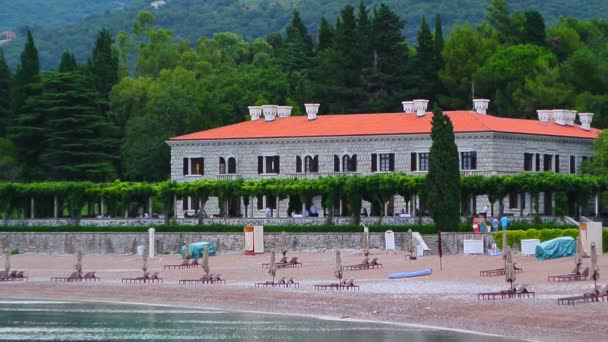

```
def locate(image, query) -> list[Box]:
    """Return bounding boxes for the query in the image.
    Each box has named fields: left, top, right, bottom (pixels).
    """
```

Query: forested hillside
left=0, top=1, right=607, bottom=183
left=0, top=0, right=607, bottom=70
left=0, top=0, right=136, bottom=30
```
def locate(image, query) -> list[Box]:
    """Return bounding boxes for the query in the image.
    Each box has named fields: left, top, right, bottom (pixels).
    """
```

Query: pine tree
left=283, top=10, right=314, bottom=73
left=317, top=17, right=334, bottom=51
left=522, top=10, right=545, bottom=46
left=356, top=2, right=372, bottom=70
left=414, top=16, right=437, bottom=102
left=0, top=51, right=11, bottom=137
left=38, top=71, right=118, bottom=181
left=89, top=29, right=119, bottom=111
left=58, top=50, right=78, bottom=72
left=11, top=30, right=39, bottom=114
left=434, top=14, right=445, bottom=74
left=426, top=105, right=461, bottom=230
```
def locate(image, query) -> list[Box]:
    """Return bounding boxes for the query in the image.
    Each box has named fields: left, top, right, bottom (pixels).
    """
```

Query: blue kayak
left=388, top=268, right=432, bottom=279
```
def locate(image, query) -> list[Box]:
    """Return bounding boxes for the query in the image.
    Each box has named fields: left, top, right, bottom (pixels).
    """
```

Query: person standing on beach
left=479, top=215, right=487, bottom=233
left=500, top=215, right=509, bottom=230
left=473, top=216, right=479, bottom=233
left=492, top=217, right=499, bottom=232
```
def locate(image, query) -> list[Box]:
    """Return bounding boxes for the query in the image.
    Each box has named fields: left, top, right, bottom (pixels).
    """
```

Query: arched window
left=219, top=157, right=226, bottom=174
left=227, top=157, right=237, bottom=174
left=304, top=156, right=313, bottom=172
left=296, top=156, right=302, bottom=173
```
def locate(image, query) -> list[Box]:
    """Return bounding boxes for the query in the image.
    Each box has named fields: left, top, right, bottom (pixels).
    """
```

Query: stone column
left=30, top=197, right=35, bottom=219
left=100, top=198, right=105, bottom=217
left=53, top=196, right=58, bottom=219
left=148, top=197, right=153, bottom=216
left=595, top=194, right=599, bottom=217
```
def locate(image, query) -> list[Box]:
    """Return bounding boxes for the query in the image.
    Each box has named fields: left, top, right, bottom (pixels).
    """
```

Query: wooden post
left=53, top=196, right=58, bottom=219
left=100, top=198, right=105, bottom=217
left=30, top=197, right=35, bottom=219
left=148, top=197, right=153, bottom=216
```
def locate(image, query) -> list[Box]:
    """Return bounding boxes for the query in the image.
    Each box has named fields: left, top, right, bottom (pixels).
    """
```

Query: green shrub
left=493, top=228, right=589, bottom=251
left=9, top=248, right=19, bottom=255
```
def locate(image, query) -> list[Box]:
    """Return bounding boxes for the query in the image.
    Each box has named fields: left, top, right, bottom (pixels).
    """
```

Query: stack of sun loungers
left=344, top=258, right=383, bottom=271
left=479, top=263, right=523, bottom=277
left=548, top=267, right=589, bottom=282
left=121, top=272, right=163, bottom=284
left=314, top=278, right=359, bottom=291
left=477, top=283, right=535, bottom=300
left=255, top=277, right=299, bottom=288
left=164, top=259, right=200, bottom=270
left=557, top=285, right=608, bottom=306
left=179, top=273, right=225, bottom=285
left=262, top=257, right=302, bottom=269
left=0, top=270, right=28, bottom=281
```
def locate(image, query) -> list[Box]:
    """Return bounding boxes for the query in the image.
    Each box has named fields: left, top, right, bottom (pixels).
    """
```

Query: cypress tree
left=89, top=29, right=119, bottom=112
left=283, top=10, right=314, bottom=73
left=426, top=105, right=461, bottom=230
left=522, top=10, right=545, bottom=46
left=317, top=17, right=334, bottom=51
left=356, top=2, right=372, bottom=69
left=414, top=17, right=437, bottom=102
left=434, top=14, right=445, bottom=73
left=11, top=30, right=39, bottom=114
left=0, top=51, right=11, bottom=137
left=58, top=50, right=78, bottom=72
left=38, top=71, right=118, bottom=181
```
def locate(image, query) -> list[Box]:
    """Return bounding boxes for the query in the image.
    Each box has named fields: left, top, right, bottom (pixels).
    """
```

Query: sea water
left=0, top=300, right=519, bottom=341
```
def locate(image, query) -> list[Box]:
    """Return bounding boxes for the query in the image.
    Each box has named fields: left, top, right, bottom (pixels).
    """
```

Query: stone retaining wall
left=0, top=231, right=496, bottom=256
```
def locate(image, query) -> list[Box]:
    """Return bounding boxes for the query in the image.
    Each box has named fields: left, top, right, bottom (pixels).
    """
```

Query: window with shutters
left=570, top=155, right=576, bottom=174
left=535, top=153, right=540, bottom=171
left=334, top=155, right=340, bottom=172
left=257, top=195, right=264, bottom=210
left=554, top=155, right=559, bottom=173
left=189, top=158, right=204, bottom=175
left=543, top=154, right=553, bottom=171
left=258, top=155, right=280, bottom=174
left=509, top=192, right=518, bottom=209
left=349, top=154, right=357, bottom=171
left=304, top=155, right=318, bottom=173
left=296, top=156, right=302, bottom=173
left=523, top=153, right=533, bottom=171
left=419, top=153, right=429, bottom=171
left=371, top=154, right=377, bottom=172
left=227, top=157, right=237, bottom=174
left=410, top=153, right=417, bottom=171
left=460, top=151, right=477, bottom=170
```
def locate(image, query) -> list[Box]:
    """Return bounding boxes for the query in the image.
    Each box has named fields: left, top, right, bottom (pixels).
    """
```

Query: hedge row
left=0, top=222, right=576, bottom=234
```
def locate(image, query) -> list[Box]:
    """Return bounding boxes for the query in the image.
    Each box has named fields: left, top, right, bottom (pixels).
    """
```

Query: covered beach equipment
left=535, top=237, right=575, bottom=260
left=334, top=249, right=343, bottom=284
left=181, top=241, right=216, bottom=259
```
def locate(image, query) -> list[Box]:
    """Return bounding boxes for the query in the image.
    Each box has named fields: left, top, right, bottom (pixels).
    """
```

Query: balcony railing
left=286, top=172, right=361, bottom=179
left=216, top=174, right=242, bottom=180
left=459, top=170, right=512, bottom=177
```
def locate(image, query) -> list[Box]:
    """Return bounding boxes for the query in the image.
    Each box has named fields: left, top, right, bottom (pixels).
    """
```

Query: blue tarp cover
left=535, top=236, right=575, bottom=260
left=181, top=241, right=216, bottom=259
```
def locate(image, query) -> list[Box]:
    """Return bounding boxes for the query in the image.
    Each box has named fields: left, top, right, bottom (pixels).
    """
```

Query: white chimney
left=304, top=103, right=320, bottom=121
left=565, top=110, right=576, bottom=126
left=473, top=99, right=490, bottom=114
left=413, top=99, right=429, bottom=117
left=552, top=109, right=566, bottom=125
left=261, top=105, right=278, bottom=122
left=536, top=109, right=553, bottom=123
left=579, top=112, right=593, bottom=130
left=277, top=106, right=292, bottom=118
left=248, top=106, right=262, bottom=121
left=401, top=101, right=415, bottom=113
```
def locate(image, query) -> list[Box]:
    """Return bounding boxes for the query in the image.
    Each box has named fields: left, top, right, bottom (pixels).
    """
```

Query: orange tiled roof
left=170, top=111, right=600, bottom=141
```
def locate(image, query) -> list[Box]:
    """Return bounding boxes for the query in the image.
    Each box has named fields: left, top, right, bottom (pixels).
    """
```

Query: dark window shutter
left=296, top=156, right=302, bottom=173
left=257, top=196, right=264, bottom=210
left=389, top=153, right=395, bottom=171
left=411, top=153, right=417, bottom=171
left=313, top=155, right=319, bottom=172
left=535, top=154, right=540, bottom=171
left=183, top=158, right=188, bottom=175
left=472, top=152, right=477, bottom=170
left=275, top=156, right=280, bottom=174
left=555, top=155, right=560, bottom=173
left=351, top=154, right=357, bottom=171
left=183, top=197, right=189, bottom=210
left=201, top=158, right=205, bottom=175
left=258, top=156, right=263, bottom=174
left=371, top=154, right=377, bottom=172
left=334, top=155, right=339, bottom=172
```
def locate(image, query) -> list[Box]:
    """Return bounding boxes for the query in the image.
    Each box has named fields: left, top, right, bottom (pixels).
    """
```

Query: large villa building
left=167, top=99, right=599, bottom=219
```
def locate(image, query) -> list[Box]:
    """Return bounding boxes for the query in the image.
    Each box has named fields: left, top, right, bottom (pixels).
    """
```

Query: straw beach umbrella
left=591, top=242, right=600, bottom=291
left=574, top=236, right=583, bottom=272
left=268, top=249, right=278, bottom=283
left=202, top=247, right=210, bottom=275
left=4, top=248, right=10, bottom=273
left=281, top=231, right=287, bottom=256
left=502, top=229, right=508, bottom=266
left=406, top=229, right=415, bottom=258
left=334, top=250, right=343, bottom=284
left=142, top=245, right=149, bottom=274
left=505, top=247, right=516, bottom=291
left=363, top=230, right=369, bottom=260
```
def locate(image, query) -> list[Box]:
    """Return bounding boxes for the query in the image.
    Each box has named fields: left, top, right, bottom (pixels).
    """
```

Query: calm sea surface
left=0, top=300, right=518, bottom=341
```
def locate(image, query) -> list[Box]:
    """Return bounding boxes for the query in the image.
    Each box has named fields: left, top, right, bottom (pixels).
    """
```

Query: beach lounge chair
left=211, top=273, right=225, bottom=284
left=344, top=258, right=370, bottom=271
left=0, top=271, right=8, bottom=281
left=278, top=257, right=302, bottom=268
left=285, top=277, right=300, bottom=288
left=121, top=272, right=150, bottom=284
left=82, top=272, right=100, bottom=282
left=9, top=271, right=27, bottom=281
left=51, top=271, right=82, bottom=282
left=164, top=259, right=190, bottom=270
left=178, top=273, right=214, bottom=285
left=557, top=285, right=605, bottom=306
left=480, top=263, right=522, bottom=277
left=188, top=259, right=200, bottom=268
left=255, top=277, right=286, bottom=287
left=148, top=272, right=163, bottom=283
left=548, top=267, right=589, bottom=282
left=514, top=283, right=535, bottom=298
left=315, top=279, right=359, bottom=291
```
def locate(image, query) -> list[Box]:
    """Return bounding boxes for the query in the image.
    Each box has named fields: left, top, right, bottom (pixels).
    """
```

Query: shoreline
left=1, top=252, right=608, bottom=341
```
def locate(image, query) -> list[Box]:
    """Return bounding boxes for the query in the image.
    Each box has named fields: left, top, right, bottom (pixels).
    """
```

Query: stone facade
left=168, top=130, right=594, bottom=219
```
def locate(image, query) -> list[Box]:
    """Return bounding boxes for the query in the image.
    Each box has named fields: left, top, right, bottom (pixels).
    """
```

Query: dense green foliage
left=0, top=2, right=607, bottom=182
left=426, top=106, right=461, bottom=231
left=0, top=173, right=604, bottom=225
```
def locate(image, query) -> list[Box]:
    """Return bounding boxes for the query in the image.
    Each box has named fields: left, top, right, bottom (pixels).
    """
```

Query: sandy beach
left=1, top=250, right=608, bottom=341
